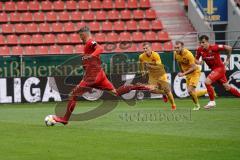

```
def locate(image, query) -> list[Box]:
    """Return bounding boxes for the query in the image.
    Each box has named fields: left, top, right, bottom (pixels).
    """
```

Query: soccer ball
left=44, top=115, right=56, bottom=126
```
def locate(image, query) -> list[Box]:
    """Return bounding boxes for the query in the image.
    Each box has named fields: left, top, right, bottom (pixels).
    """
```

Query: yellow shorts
left=186, top=72, right=201, bottom=88
left=148, top=74, right=168, bottom=85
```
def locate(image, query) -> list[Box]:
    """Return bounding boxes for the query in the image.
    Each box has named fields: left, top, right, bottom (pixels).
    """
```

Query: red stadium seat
left=66, top=1, right=77, bottom=11
left=32, top=34, right=44, bottom=45
left=9, top=13, right=21, bottom=23
left=59, top=12, right=70, bottom=22
left=62, top=45, right=74, bottom=54
left=17, top=1, right=28, bottom=12
left=157, top=31, right=170, bottom=41
left=0, top=13, right=8, bottom=23
left=152, top=42, right=163, bottom=51
left=96, top=11, right=107, bottom=21
left=2, top=24, right=14, bottom=34
left=126, top=20, right=138, bottom=31
left=26, top=23, right=38, bottom=33
left=89, top=22, right=100, bottom=32
left=0, top=35, right=5, bottom=45
left=76, top=22, right=87, bottom=30
left=22, top=12, right=33, bottom=22
left=29, top=1, right=40, bottom=12
left=113, top=21, right=125, bottom=31
left=24, top=46, right=36, bottom=55
left=95, top=33, right=106, bottom=43
left=133, top=10, right=144, bottom=20
left=140, top=0, right=151, bottom=9
left=106, top=32, right=119, bottom=42
left=139, top=20, right=150, bottom=30
left=152, top=20, right=163, bottom=31
left=57, top=34, right=69, bottom=44
left=41, top=1, right=53, bottom=11
left=120, top=32, right=132, bottom=42
left=15, top=24, right=26, bottom=33
left=53, top=0, right=65, bottom=11
left=34, top=12, right=45, bottom=22
left=123, top=43, right=138, bottom=52
left=71, top=11, right=82, bottom=21
left=70, top=33, right=81, bottom=44
left=0, top=46, right=10, bottom=55
left=91, top=0, right=102, bottom=10
left=127, top=0, right=138, bottom=9
left=49, top=45, right=61, bottom=54
left=5, top=1, right=16, bottom=12
left=19, top=34, right=32, bottom=45
left=83, top=11, right=95, bottom=21
left=37, top=46, right=49, bottom=55
left=52, top=23, right=64, bottom=33
left=102, top=0, right=113, bottom=10
left=44, top=34, right=56, bottom=44
left=115, top=0, right=125, bottom=10
left=102, top=21, right=113, bottom=32
left=0, top=2, right=2, bottom=11
left=145, top=31, right=157, bottom=41
left=132, top=32, right=144, bottom=42
left=108, top=10, right=120, bottom=21
left=75, top=44, right=84, bottom=54
left=163, top=41, right=173, bottom=51
left=64, top=22, right=75, bottom=32
left=145, top=9, right=157, bottom=20
left=120, top=10, right=132, bottom=21
left=79, top=0, right=89, bottom=10
left=12, top=46, right=24, bottom=55
left=46, top=12, right=57, bottom=22
left=39, top=23, right=51, bottom=33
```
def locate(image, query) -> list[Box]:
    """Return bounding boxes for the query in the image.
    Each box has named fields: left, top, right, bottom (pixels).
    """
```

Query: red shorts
left=208, top=67, right=227, bottom=84
left=79, top=70, right=115, bottom=91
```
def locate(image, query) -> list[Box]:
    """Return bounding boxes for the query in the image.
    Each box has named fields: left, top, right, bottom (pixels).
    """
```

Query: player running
left=139, top=42, right=177, bottom=110
left=174, top=41, right=207, bottom=110
left=53, top=26, right=149, bottom=125
left=196, top=35, right=240, bottom=109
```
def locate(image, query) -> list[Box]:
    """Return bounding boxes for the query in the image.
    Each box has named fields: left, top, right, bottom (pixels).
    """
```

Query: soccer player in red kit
left=53, top=26, right=149, bottom=124
left=196, top=35, right=240, bottom=109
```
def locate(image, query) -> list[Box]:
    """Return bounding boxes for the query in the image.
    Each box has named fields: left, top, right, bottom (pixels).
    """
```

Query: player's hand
left=178, top=72, right=184, bottom=77
left=224, top=60, right=230, bottom=66
left=195, top=60, right=203, bottom=65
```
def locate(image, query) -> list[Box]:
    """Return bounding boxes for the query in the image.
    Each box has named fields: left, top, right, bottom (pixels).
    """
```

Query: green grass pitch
left=0, top=98, right=239, bottom=160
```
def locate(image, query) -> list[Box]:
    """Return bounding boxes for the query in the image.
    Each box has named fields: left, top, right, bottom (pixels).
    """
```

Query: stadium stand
left=0, top=0, right=173, bottom=55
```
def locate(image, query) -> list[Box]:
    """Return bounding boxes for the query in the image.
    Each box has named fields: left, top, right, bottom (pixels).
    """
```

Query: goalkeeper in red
left=196, top=35, right=240, bottom=109
left=53, top=26, right=148, bottom=124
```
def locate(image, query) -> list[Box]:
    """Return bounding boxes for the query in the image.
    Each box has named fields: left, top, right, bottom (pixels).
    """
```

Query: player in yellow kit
left=139, top=42, right=176, bottom=110
left=174, top=41, right=207, bottom=110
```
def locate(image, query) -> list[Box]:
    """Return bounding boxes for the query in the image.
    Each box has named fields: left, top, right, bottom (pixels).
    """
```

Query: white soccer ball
left=44, top=115, right=56, bottom=126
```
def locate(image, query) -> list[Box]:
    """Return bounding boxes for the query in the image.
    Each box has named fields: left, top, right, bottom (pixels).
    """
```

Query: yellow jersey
left=174, top=48, right=200, bottom=75
left=139, top=51, right=167, bottom=83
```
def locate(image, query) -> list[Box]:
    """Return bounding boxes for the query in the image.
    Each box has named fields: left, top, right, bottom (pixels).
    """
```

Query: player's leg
left=221, top=76, right=240, bottom=97
left=204, top=68, right=225, bottom=109
left=196, top=89, right=208, bottom=97
left=156, top=80, right=176, bottom=110
left=186, top=74, right=201, bottom=110
left=53, top=81, right=90, bottom=124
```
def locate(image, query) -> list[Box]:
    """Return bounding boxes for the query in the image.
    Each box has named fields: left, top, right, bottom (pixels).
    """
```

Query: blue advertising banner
left=197, top=0, right=228, bottom=22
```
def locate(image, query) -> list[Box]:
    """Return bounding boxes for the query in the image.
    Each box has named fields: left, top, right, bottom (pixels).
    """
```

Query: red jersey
left=82, top=39, right=103, bottom=82
left=196, top=44, right=225, bottom=70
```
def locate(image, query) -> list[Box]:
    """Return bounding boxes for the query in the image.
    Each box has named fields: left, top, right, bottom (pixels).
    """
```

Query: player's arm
left=177, top=62, right=184, bottom=72
left=91, top=44, right=103, bottom=57
left=223, top=45, right=232, bottom=66
left=178, top=64, right=197, bottom=77
left=195, top=49, right=203, bottom=65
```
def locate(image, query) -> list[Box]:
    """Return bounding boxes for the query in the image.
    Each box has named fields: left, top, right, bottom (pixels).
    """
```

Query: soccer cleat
left=53, top=115, right=68, bottom=125
left=171, top=105, right=176, bottom=111
left=193, top=104, right=201, bottom=111
left=162, top=95, right=168, bottom=103
left=204, top=101, right=216, bottom=110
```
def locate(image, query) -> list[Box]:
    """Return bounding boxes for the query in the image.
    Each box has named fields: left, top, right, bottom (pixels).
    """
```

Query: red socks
left=229, top=87, right=240, bottom=97
left=205, top=83, right=215, bottom=101
left=116, top=85, right=150, bottom=96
